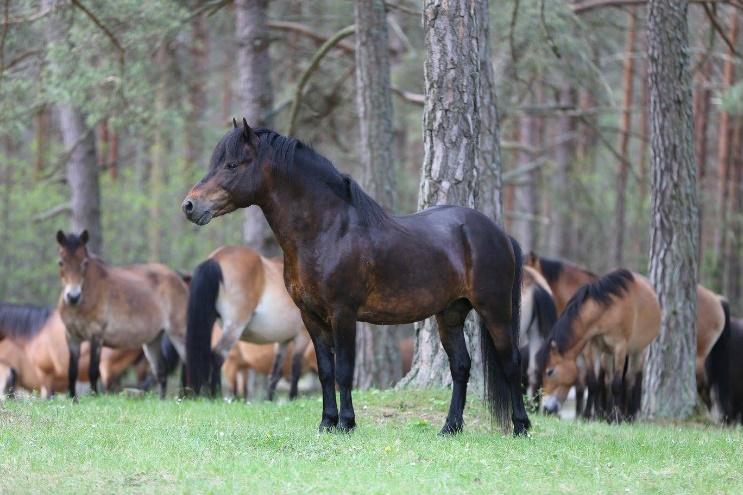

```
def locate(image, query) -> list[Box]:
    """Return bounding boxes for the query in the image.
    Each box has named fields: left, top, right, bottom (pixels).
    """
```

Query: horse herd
left=1, top=120, right=741, bottom=437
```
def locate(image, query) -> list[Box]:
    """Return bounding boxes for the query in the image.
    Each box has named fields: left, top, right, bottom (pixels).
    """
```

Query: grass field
left=1, top=389, right=741, bottom=494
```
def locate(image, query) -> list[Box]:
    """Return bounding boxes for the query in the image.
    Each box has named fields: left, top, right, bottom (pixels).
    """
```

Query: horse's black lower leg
left=289, top=351, right=303, bottom=400
left=267, top=343, right=288, bottom=401
left=502, top=345, right=531, bottom=436
left=575, top=382, right=585, bottom=418
left=609, top=374, right=624, bottom=423
left=306, top=327, right=338, bottom=431
left=143, top=335, right=168, bottom=399
left=436, top=312, right=470, bottom=435
left=333, top=314, right=357, bottom=432
left=88, top=340, right=101, bottom=395
left=67, top=338, right=81, bottom=400
left=209, top=351, right=224, bottom=398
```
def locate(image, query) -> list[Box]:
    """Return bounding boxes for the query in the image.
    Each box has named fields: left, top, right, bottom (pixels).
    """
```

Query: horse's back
left=696, top=285, right=725, bottom=363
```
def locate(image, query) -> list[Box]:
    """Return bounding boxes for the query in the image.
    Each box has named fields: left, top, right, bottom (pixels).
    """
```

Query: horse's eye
left=226, top=162, right=238, bottom=170
left=546, top=368, right=555, bottom=377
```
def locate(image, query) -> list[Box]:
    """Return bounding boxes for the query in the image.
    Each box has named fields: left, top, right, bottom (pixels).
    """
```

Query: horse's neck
left=259, top=177, right=353, bottom=259
left=563, top=302, right=602, bottom=359
left=83, top=260, right=108, bottom=306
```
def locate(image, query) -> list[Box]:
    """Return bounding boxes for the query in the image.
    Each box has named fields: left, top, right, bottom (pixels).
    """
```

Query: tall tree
left=186, top=6, right=208, bottom=170
left=353, top=0, right=401, bottom=390
left=236, top=0, right=277, bottom=254
left=476, top=0, right=503, bottom=224
left=612, top=6, right=638, bottom=267
left=43, top=0, right=102, bottom=254
left=642, top=0, right=699, bottom=420
left=401, top=0, right=484, bottom=389
left=549, top=85, right=576, bottom=258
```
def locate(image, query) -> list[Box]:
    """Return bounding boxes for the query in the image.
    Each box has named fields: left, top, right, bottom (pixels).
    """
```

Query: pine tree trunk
left=550, top=86, right=575, bottom=258
left=44, top=0, right=102, bottom=254
left=476, top=0, right=503, bottom=225
left=641, top=0, right=699, bottom=420
left=400, top=0, right=483, bottom=390
left=33, top=105, right=49, bottom=178
left=236, top=0, right=277, bottom=255
left=612, top=7, right=638, bottom=267
left=148, top=45, right=167, bottom=262
left=353, top=0, right=401, bottom=390
left=186, top=9, right=208, bottom=171
left=714, top=11, right=738, bottom=287
left=724, top=119, right=742, bottom=304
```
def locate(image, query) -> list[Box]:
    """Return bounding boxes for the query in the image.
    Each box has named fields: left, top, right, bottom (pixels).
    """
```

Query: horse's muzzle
left=181, top=197, right=213, bottom=226
left=541, top=395, right=561, bottom=415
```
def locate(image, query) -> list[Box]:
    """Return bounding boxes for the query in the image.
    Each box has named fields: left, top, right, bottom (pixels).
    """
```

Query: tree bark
left=642, top=0, right=699, bottom=420
left=353, top=0, right=401, bottom=390
left=186, top=7, right=208, bottom=171
left=714, top=11, right=738, bottom=288
left=476, top=0, right=503, bottom=225
left=724, top=118, right=742, bottom=304
left=236, top=0, right=277, bottom=255
left=612, top=6, right=638, bottom=267
left=148, top=45, right=167, bottom=262
left=512, top=107, right=539, bottom=251
left=400, top=0, right=483, bottom=390
left=549, top=85, right=576, bottom=258
left=44, top=0, right=102, bottom=254
left=33, top=105, right=49, bottom=178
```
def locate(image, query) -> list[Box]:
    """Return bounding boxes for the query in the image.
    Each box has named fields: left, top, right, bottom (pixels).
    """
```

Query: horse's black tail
left=186, top=258, right=222, bottom=396
left=481, top=236, right=523, bottom=432
left=532, top=283, right=558, bottom=339
left=706, top=299, right=732, bottom=421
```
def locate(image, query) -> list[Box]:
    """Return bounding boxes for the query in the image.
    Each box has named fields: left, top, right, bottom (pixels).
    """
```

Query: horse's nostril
left=183, top=199, right=194, bottom=214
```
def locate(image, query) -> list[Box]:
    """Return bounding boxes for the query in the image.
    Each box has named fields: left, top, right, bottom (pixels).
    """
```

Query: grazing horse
left=0, top=302, right=142, bottom=397
left=538, top=271, right=728, bottom=420
left=186, top=246, right=312, bottom=400
left=56, top=230, right=188, bottom=398
left=182, top=121, right=528, bottom=435
left=519, top=266, right=559, bottom=401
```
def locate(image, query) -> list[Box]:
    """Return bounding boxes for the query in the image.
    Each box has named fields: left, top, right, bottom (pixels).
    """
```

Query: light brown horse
left=56, top=230, right=188, bottom=398
left=0, top=303, right=142, bottom=397
left=223, top=339, right=318, bottom=399
left=538, top=270, right=727, bottom=419
left=186, top=245, right=311, bottom=400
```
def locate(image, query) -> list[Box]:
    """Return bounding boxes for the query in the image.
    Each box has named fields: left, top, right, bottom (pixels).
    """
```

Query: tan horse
left=0, top=303, right=142, bottom=397
left=56, top=230, right=188, bottom=398
left=538, top=270, right=727, bottom=419
left=223, top=339, right=318, bottom=399
left=186, top=245, right=311, bottom=399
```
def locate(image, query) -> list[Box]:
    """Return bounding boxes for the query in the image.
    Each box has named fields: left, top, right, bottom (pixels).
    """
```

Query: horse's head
left=182, top=118, right=266, bottom=225
left=539, top=340, right=578, bottom=415
left=56, top=230, right=90, bottom=306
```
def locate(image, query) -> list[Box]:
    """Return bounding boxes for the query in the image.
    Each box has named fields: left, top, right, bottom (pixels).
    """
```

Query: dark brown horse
left=182, top=120, right=528, bottom=435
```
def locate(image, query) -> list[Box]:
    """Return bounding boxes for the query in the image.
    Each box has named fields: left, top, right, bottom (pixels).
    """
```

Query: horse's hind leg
left=143, top=333, right=167, bottom=399
left=267, top=342, right=289, bottom=401
left=331, top=310, right=357, bottom=432
left=435, top=301, right=471, bottom=435
left=477, top=308, right=531, bottom=435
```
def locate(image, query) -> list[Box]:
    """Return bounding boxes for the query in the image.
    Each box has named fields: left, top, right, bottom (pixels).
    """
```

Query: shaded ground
left=0, top=389, right=741, bottom=494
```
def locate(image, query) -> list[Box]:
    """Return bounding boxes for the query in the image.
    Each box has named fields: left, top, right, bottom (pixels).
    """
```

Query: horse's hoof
left=318, top=417, right=338, bottom=433
left=72, top=395, right=79, bottom=405
left=513, top=424, right=530, bottom=437
left=337, top=418, right=356, bottom=433
left=439, top=422, right=463, bottom=436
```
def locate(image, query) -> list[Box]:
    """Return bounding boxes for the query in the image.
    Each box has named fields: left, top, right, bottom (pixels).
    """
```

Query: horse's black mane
left=538, top=256, right=596, bottom=283
left=536, top=269, right=634, bottom=372
left=0, top=302, right=51, bottom=341
left=219, top=127, right=392, bottom=228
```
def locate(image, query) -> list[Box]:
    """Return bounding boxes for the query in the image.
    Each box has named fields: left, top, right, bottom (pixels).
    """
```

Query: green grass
left=1, top=389, right=741, bottom=494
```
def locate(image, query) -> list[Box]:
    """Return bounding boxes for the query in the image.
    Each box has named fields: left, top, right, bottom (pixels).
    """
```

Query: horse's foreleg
left=332, top=311, right=357, bottom=432
left=67, top=335, right=81, bottom=401
left=267, top=342, right=288, bottom=401
left=143, top=334, right=167, bottom=399
left=289, top=349, right=304, bottom=400
left=301, top=311, right=338, bottom=432
left=88, top=339, right=101, bottom=395
left=435, top=312, right=470, bottom=435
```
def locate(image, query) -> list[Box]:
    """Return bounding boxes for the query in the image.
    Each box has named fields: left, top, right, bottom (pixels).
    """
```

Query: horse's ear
left=56, top=230, right=66, bottom=246
left=242, top=117, right=259, bottom=150
left=80, top=230, right=89, bottom=245
left=232, top=117, right=238, bottom=129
